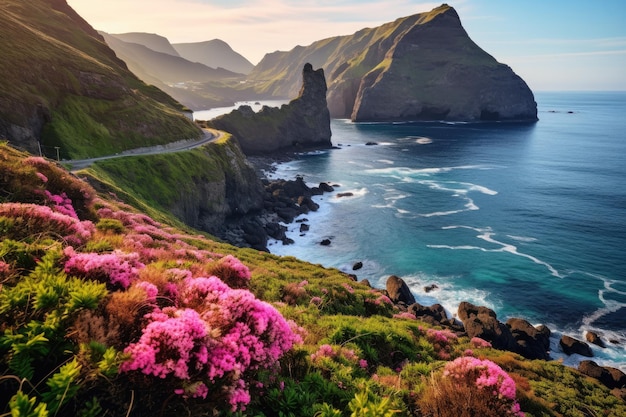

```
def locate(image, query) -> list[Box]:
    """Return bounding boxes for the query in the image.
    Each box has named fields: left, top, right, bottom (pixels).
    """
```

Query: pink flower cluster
left=44, top=190, right=78, bottom=219
left=209, top=254, right=251, bottom=288
left=120, top=307, right=209, bottom=379
left=426, top=328, right=458, bottom=360
left=471, top=337, right=493, bottom=348
left=0, top=260, right=11, bottom=277
left=97, top=202, right=219, bottom=264
left=0, top=203, right=94, bottom=246
left=365, top=291, right=393, bottom=306
left=121, top=274, right=301, bottom=410
left=310, top=343, right=365, bottom=370
left=443, top=356, right=524, bottom=416
left=63, top=247, right=145, bottom=288
left=393, top=312, right=417, bottom=320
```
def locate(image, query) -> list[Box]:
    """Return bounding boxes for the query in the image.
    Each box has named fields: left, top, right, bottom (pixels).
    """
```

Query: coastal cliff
left=207, top=63, right=332, bottom=154
left=86, top=134, right=265, bottom=242
left=1, top=143, right=625, bottom=416
left=248, top=4, right=537, bottom=122
left=0, top=0, right=201, bottom=159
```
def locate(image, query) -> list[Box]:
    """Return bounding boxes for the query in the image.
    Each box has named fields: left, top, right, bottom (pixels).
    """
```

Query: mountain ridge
left=248, top=4, right=537, bottom=122
left=173, top=39, right=255, bottom=75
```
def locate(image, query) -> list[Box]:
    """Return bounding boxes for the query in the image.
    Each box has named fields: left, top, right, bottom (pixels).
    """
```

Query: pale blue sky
left=68, top=0, right=626, bottom=91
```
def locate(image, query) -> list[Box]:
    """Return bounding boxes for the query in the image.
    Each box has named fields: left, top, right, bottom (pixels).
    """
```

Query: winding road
left=68, top=128, right=223, bottom=170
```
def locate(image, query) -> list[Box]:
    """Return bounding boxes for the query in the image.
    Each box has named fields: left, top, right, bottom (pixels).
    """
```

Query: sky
left=66, top=0, right=626, bottom=91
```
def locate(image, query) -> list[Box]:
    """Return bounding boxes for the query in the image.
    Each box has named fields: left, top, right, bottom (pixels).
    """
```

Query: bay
left=263, top=92, right=626, bottom=370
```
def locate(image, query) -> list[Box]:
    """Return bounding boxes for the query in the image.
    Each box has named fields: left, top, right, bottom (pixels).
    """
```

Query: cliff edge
left=349, top=5, right=537, bottom=122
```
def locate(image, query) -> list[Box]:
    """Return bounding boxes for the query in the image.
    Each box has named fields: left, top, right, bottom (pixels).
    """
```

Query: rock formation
left=506, top=318, right=551, bottom=360
left=209, top=64, right=332, bottom=154
left=578, top=360, right=626, bottom=391
left=560, top=335, right=593, bottom=357
left=386, top=275, right=416, bottom=305
left=247, top=4, right=537, bottom=122
left=457, top=301, right=517, bottom=351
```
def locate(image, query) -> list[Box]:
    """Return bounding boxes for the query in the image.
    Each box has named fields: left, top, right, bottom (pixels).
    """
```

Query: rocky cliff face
left=247, top=4, right=537, bottom=122
left=208, top=64, right=332, bottom=154
left=349, top=6, right=537, bottom=122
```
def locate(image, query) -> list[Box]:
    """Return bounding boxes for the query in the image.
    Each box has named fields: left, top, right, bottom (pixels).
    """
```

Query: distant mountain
left=106, top=32, right=181, bottom=57
left=0, top=0, right=201, bottom=159
left=102, top=33, right=256, bottom=110
left=248, top=4, right=537, bottom=122
left=173, top=39, right=255, bottom=75
left=102, top=33, right=241, bottom=83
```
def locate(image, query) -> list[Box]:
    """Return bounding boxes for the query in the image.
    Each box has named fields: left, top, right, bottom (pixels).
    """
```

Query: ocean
left=196, top=92, right=626, bottom=370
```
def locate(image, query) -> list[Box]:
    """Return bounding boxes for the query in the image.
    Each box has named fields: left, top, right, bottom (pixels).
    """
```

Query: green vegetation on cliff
left=0, top=0, right=201, bottom=159
left=1, top=142, right=624, bottom=416
left=80, top=132, right=263, bottom=235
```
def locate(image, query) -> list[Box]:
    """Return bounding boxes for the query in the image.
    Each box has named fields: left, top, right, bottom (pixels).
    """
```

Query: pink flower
left=393, top=312, right=417, bottom=320
left=470, top=337, right=492, bottom=348
left=44, top=190, right=78, bottom=219
left=311, top=344, right=335, bottom=361
left=310, top=296, right=323, bottom=306
left=443, top=357, right=524, bottom=417
left=135, top=281, right=158, bottom=302
left=64, top=247, right=145, bottom=288
left=0, top=203, right=94, bottom=245
left=36, top=172, right=48, bottom=183
left=359, top=359, right=368, bottom=369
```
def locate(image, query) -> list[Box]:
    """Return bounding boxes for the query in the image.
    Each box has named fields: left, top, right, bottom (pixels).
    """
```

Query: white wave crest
left=430, top=225, right=562, bottom=278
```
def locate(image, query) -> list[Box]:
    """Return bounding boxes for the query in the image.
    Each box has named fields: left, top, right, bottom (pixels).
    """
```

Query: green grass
left=0, top=0, right=201, bottom=159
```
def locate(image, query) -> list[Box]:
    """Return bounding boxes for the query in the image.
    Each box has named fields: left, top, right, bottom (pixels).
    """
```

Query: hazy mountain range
left=101, top=5, right=536, bottom=121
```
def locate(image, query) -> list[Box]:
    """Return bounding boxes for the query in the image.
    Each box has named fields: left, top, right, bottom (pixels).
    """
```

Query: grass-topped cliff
left=247, top=4, right=537, bottom=122
left=1, top=144, right=625, bottom=416
left=0, top=0, right=201, bottom=159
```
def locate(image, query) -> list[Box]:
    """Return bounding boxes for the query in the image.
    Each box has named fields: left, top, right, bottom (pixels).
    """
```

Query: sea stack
left=209, top=63, right=332, bottom=154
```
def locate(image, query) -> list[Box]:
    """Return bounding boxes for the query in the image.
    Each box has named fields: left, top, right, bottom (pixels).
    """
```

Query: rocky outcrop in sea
left=208, top=63, right=332, bottom=154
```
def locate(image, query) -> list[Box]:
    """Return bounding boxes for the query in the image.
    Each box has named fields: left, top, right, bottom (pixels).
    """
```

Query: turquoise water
left=265, top=92, right=626, bottom=370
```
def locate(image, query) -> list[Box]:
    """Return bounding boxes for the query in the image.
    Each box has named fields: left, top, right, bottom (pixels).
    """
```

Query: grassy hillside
left=0, top=0, right=201, bottom=159
left=1, top=143, right=624, bottom=416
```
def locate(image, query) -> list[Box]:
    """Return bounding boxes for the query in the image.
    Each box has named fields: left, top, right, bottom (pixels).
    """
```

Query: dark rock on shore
left=586, top=331, right=606, bottom=348
left=213, top=173, right=335, bottom=251
left=560, top=335, right=594, bottom=357
left=424, top=284, right=438, bottom=293
left=458, top=301, right=517, bottom=351
left=320, top=239, right=332, bottom=246
left=506, top=318, right=551, bottom=360
left=352, top=261, right=363, bottom=271
left=578, top=360, right=626, bottom=390
left=386, top=275, right=416, bottom=305
left=408, top=302, right=462, bottom=330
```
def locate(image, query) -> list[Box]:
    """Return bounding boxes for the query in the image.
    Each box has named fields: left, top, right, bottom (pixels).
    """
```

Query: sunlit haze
left=66, top=0, right=626, bottom=91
